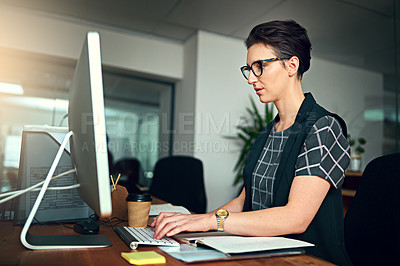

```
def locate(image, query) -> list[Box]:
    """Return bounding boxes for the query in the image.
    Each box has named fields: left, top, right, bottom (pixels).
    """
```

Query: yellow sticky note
left=121, top=251, right=166, bottom=265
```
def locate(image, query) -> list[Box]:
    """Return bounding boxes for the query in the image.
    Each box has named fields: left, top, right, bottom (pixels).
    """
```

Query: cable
left=43, top=184, right=80, bottom=191
left=59, top=113, right=68, bottom=127
left=90, top=214, right=127, bottom=231
left=0, top=169, right=76, bottom=203
left=0, top=182, right=80, bottom=197
left=0, top=169, right=76, bottom=199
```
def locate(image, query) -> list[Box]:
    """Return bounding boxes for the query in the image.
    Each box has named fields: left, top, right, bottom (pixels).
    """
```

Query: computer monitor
left=68, top=31, right=112, bottom=218
left=20, top=31, right=113, bottom=250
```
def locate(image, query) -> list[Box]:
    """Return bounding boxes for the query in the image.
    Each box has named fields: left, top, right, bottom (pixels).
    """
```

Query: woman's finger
left=155, top=213, right=189, bottom=237
left=154, top=219, right=179, bottom=239
left=150, top=216, right=157, bottom=227
left=165, top=219, right=186, bottom=237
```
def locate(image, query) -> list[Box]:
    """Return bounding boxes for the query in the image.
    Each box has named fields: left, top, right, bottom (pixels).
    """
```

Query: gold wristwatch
left=215, top=209, right=229, bottom=232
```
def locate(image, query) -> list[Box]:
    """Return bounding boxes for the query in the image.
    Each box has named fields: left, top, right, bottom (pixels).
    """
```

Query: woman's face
left=246, top=43, right=289, bottom=103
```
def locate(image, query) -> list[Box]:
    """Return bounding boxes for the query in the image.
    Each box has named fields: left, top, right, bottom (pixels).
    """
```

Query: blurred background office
left=0, top=0, right=398, bottom=212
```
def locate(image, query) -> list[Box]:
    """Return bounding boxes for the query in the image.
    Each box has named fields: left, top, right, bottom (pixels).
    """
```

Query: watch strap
left=217, top=217, right=224, bottom=232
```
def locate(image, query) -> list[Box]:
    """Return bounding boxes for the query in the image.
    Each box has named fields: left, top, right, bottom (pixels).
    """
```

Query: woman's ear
left=286, top=56, right=300, bottom=77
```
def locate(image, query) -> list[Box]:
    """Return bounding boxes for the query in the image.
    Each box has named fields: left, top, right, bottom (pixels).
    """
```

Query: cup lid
left=126, top=193, right=152, bottom=202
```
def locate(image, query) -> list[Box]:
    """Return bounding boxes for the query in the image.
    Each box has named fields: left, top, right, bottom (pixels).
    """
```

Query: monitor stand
left=20, top=131, right=111, bottom=250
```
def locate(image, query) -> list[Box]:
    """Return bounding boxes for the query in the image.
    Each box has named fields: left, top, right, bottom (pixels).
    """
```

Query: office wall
left=0, top=4, right=183, bottom=81
left=193, top=31, right=254, bottom=210
left=172, top=31, right=249, bottom=211
left=172, top=34, right=198, bottom=156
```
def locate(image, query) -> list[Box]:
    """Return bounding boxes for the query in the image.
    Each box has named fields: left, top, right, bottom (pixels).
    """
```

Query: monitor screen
left=68, top=31, right=112, bottom=218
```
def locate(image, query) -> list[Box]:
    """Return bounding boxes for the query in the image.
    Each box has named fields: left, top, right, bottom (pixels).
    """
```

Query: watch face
left=216, top=209, right=228, bottom=217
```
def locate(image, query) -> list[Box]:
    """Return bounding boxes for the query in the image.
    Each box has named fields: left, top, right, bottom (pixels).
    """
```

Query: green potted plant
left=348, top=137, right=367, bottom=172
left=227, top=97, right=274, bottom=185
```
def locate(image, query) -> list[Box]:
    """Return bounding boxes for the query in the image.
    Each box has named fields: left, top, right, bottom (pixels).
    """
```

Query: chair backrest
left=344, top=153, right=400, bottom=265
left=114, top=158, right=143, bottom=194
left=149, top=156, right=207, bottom=213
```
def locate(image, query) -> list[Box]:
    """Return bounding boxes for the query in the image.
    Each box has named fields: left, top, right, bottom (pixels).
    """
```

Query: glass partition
left=0, top=50, right=174, bottom=197
left=306, top=0, right=400, bottom=169
left=383, top=0, right=399, bottom=154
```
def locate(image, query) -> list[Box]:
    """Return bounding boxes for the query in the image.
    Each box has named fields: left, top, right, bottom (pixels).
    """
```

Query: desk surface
left=0, top=220, right=333, bottom=266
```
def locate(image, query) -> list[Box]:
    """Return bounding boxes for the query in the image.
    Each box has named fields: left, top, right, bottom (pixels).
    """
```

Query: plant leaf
left=224, top=96, right=275, bottom=186
left=249, top=97, right=264, bottom=129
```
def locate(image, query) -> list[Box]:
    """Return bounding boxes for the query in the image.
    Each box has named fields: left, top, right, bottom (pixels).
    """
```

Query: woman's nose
left=247, top=71, right=258, bottom=85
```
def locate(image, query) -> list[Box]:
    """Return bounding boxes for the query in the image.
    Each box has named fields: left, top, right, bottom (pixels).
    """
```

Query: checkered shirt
left=251, top=115, right=350, bottom=210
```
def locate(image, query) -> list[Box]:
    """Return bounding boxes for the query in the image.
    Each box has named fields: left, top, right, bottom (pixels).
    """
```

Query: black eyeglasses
left=240, top=57, right=287, bottom=80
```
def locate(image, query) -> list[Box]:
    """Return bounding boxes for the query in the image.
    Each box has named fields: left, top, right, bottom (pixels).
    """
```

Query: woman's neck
left=274, top=86, right=305, bottom=132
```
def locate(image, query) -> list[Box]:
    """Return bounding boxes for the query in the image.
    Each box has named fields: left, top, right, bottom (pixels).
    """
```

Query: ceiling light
left=0, top=82, right=24, bottom=95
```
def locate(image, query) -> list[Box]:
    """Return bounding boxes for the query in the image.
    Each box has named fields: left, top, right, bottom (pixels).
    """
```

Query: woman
left=152, top=20, right=352, bottom=265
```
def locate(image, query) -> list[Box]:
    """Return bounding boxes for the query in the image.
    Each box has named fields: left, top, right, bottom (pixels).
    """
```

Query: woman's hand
left=151, top=212, right=216, bottom=239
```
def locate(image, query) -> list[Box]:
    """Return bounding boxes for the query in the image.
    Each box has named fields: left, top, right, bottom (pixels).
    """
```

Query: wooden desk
left=0, top=220, right=333, bottom=265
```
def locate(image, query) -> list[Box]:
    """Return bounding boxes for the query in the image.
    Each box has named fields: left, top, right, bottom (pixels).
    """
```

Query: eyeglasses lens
left=252, top=61, right=262, bottom=76
left=241, top=67, right=250, bottom=79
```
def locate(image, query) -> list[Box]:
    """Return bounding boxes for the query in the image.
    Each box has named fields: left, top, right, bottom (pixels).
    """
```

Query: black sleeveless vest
left=242, top=93, right=352, bottom=265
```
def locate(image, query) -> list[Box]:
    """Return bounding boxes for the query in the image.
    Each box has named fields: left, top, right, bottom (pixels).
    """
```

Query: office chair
left=149, top=156, right=207, bottom=214
left=114, top=158, right=143, bottom=194
left=344, top=153, right=400, bottom=266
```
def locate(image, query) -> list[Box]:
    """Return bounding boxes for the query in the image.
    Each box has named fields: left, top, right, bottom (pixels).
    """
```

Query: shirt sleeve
left=295, top=116, right=350, bottom=188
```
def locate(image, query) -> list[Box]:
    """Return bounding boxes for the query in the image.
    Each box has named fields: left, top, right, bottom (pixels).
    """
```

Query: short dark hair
left=245, top=20, right=312, bottom=79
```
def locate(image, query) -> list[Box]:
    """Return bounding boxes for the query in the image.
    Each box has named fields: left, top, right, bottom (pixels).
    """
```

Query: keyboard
left=115, top=226, right=180, bottom=249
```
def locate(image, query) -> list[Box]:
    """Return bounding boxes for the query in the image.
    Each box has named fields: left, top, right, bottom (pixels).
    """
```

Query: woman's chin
left=258, top=95, right=273, bottom=104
